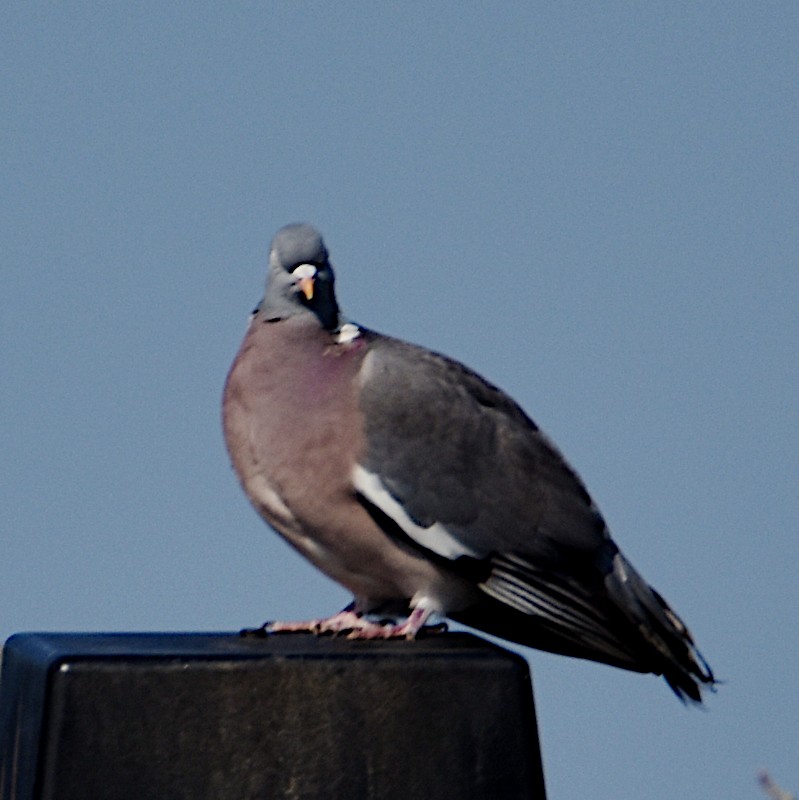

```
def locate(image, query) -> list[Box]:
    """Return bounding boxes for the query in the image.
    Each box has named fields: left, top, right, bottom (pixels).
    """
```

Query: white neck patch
left=336, top=322, right=361, bottom=344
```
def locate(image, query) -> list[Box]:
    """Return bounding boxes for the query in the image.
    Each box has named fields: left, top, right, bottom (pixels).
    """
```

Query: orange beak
left=297, top=275, right=315, bottom=301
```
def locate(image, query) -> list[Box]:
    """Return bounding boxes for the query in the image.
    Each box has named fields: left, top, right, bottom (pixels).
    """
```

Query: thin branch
left=758, top=769, right=796, bottom=800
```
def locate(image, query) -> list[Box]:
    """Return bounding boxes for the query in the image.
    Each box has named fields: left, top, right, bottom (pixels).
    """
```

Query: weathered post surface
left=0, top=631, right=546, bottom=800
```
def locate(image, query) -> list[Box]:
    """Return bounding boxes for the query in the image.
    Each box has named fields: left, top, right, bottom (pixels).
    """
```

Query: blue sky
left=2, top=4, right=797, bottom=798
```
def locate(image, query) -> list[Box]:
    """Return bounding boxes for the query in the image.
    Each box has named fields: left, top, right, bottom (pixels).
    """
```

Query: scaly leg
left=246, top=602, right=447, bottom=640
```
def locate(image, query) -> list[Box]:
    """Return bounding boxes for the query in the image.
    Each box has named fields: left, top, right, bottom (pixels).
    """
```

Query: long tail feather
left=455, top=548, right=716, bottom=703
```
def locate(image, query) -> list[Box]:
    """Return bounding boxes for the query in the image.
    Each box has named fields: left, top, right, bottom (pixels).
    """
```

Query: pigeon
left=222, top=223, right=716, bottom=702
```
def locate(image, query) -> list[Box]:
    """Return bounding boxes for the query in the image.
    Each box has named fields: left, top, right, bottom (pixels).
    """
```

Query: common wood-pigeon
left=222, top=223, right=716, bottom=702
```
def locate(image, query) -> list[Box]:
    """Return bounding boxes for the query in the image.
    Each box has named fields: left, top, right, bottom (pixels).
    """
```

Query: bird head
left=260, top=223, right=341, bottom=330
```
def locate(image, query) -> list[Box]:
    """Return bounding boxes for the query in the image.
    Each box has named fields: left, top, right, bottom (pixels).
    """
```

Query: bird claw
left=342, top=619, right=444, bottom=641
left=251, top=605, right=447, bottom=641
left=239, top=622, right=271, bottom=638
left=342, top=605, right=445, bottom=640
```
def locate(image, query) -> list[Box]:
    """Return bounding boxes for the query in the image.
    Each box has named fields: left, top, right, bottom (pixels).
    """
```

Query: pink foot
left=263, top=605, right=446, bottom=640
left=267, top=609, right=364, bottom=635
left=342, top=605, right=439, bottom=641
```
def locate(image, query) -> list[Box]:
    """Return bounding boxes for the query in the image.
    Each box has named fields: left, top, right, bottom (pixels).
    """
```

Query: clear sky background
left=2, top=4, right=797, bottom=799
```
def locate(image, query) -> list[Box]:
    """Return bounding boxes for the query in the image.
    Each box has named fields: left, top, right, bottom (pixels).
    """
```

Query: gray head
left=260, top=223, right=341, bottom=330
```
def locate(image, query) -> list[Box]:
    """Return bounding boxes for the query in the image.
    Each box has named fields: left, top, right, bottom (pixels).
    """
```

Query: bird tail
left=604, top=551, right=716, bottom=703
left=453, top=549, right=715, bottom=703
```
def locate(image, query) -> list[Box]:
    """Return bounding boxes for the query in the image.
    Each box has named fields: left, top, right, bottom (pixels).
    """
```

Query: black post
left=0, top=632, right=546, bottom=800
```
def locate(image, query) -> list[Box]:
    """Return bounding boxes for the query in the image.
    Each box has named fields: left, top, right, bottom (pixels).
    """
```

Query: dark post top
left=1, top=631, right=546, bottom=800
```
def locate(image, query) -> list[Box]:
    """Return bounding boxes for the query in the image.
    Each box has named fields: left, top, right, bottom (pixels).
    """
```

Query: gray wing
left=356, top=333, right=609, bottom=567
left=356, top=333, right=715, bottom=701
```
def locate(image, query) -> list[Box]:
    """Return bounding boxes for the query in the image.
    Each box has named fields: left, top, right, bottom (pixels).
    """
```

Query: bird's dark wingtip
left=663, top=648, right=718, bottom=706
